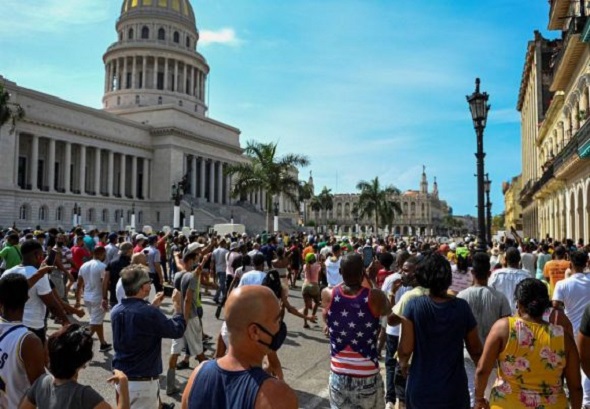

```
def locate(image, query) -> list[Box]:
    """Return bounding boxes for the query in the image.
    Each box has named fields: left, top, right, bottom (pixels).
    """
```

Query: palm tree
left=0, top=83, right=25, bottom=133
left=355, top=176, right=402, bottom=234
left=225, top=141, right=309, bottom=231
left=309, top=195, right=322, bottom=228
left=317, top=187, right=334, bottom=229
left=298, top=180, right=314, bottom=224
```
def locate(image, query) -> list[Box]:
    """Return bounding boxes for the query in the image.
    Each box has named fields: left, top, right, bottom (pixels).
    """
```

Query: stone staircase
left=181, top=196, right=297, bottom=234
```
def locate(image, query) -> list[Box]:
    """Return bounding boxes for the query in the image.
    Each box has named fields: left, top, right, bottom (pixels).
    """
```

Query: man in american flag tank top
left=321, top=253, right=390, bottom=408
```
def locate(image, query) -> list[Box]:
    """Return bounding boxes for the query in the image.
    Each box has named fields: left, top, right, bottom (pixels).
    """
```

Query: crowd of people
left=1, top=225, right=590, bottom=408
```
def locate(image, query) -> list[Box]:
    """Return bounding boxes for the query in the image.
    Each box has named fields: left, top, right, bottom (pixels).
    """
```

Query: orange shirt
left=543, top=259, right=570, bottom=295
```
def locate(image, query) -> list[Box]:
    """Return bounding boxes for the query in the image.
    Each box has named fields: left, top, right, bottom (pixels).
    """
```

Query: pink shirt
left=304, top=262, right=321, bottom=283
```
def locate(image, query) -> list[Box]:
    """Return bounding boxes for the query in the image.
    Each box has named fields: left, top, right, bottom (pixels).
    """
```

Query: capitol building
left=0, top=0, right=298, bottom=232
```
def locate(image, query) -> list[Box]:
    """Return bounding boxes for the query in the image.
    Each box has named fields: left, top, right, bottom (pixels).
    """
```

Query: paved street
left=49, top=287, right=336, bottom=409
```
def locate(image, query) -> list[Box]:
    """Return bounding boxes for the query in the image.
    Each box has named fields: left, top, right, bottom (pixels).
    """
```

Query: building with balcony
left=305, top=168, right=450, bottom=236
left=0, top=0, right=299, bottom=232
left=517, top=1, right=590, bottom=242
left=503, top=175, right=523, bottom=231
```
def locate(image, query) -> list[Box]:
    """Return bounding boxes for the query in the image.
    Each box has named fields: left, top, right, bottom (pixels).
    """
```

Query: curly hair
left=415, top=252, right=452, bottom=297
left=514, top=278, right=551, bottom=317
left=48, top=324, right=94, bottom=379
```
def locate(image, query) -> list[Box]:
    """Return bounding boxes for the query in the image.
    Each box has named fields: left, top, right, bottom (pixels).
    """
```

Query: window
left=186, top=37, right=190, bottom=48
left=39, top=206, right=47, bottom=221
left=87, top=208, right=95, bottom=223
left=158, top=96, right=163, bottom=105
left=138, top=211, right=143, bottom=224
left=135, top=95, right=140, bottom=105
left=173, top=31, right=180, bottom=43
left=19, top=204, right=29, bottom=220
left=128, top=28, right=134, bottom=39
left=178, top=100, right=183, bottom=107
left=102, top=209, right=109, bottom=223
left=158, top=28, right=165, bottom=40
left=126, top=72, right=132, bottom=89
left=157, top=73, right=164, bottom=90
left=56, top=206, right=63, bottom=221
left=141, top=26, right=149, bottom=39
left=156, top=211, right=160, bottom=222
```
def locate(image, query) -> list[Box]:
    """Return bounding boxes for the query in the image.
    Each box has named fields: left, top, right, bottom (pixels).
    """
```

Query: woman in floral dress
left=474, top=278, right=582, bottom=409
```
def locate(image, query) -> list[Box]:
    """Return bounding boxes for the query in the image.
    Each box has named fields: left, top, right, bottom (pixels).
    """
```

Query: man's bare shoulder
left=255, top=377, right=298, bottom=409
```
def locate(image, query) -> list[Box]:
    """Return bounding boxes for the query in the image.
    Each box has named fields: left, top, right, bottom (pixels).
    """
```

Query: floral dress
left=490, top=317, right=567, bottom=409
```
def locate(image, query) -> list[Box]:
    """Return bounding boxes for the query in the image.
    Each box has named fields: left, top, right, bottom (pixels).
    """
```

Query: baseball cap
left=136, top=234, right=147, bottom=241
left=185, top=242, right=204, bottom=257
left=230, top=242, right=239, bottom=251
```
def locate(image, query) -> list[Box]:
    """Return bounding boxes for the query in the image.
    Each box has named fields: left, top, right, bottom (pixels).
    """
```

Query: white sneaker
left=385, top=402, right=395, bottom=409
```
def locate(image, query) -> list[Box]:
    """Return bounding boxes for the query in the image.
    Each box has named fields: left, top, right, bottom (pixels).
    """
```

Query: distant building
left=306, top=168, right=450, bottom=236
left=503, top=175, right=523, bottom=231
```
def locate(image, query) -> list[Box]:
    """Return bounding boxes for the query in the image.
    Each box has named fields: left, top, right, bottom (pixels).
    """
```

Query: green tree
left=317, top=186, right=334, bottom=228
left=492, top=212, right=505, bottom=233
left=225, top=141, right=309, bottom=231
left=298, top=180, right=314, bottom=224
left=0, top=83, right=25, bottom=132
left=355, top=177, right=402, bottom=233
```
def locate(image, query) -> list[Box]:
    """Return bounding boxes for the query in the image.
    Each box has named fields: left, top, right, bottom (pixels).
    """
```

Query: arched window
left=173, top=31, right=180, bottom=43
left=141, top=26, right=149, bottom=39
left=102, top=209, right=109, bottom=223
left=158, top=28, right=166, bottom=40
left=87, top=208, right=95, bottom=223
left=128, top=28, right=134, bottom=39
left=19, top=204, right=29, bottom=220
left=186, top=37, right=190, bottom=48
left=56, top=206, right=63, bottom=221
left=39, top=205, right=48, bottom=221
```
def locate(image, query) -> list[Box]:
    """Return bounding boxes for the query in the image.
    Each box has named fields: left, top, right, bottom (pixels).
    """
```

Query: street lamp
left=119, top=208, right=124, bottom=231
left=131, top=202, right=136, bottom=232
left=484, top=174, right=492, bottom=246
left=273, top=200, right=279, bottom=232
left=77, top=204, right=82, bottom=226
left=190, top=206, right=195, bottom=230
left=72, top=203, right=78, bottom=226
left=230, top=210, right=234, bottom=225
left=466, top=77, right=491, bottom=250
left=171, top=181, right=184, bottom=230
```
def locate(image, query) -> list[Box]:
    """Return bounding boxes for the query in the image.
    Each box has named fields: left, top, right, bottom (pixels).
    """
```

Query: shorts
left=185, top=316, right=203, bottom=356
left=302, top=283, right=320, bottom=300
left=329, top=371, right=385, bottom=409
left=85, top=300, right=106, bottom=325
left=171, top=336, right=186, bottom=356
left=116, top=379, right=159, bottom=409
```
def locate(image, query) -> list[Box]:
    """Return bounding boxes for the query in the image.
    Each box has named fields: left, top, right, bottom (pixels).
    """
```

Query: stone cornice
left=150, top=126, right=243, bottom=154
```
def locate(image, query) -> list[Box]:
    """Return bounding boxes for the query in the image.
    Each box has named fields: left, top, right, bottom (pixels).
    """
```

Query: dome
left=120, top=0, right=196, bottom=25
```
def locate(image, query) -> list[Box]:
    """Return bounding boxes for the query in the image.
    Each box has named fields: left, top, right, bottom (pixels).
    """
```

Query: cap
left=185, top=241, right=204, bottom=257
left=108, top=232, right=118, bottom=241
left=135, top=234, right=147, bottom=241
left=230, top=242, right=239, bottom=251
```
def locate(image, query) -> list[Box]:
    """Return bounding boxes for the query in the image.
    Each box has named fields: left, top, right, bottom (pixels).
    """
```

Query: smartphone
left=163, top=286, right=174, bottom=297
left=46, top=249, right=57, bottom=266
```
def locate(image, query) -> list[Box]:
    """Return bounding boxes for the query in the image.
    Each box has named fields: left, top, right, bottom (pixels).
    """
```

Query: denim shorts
left=329, top=371, right=385, bottom=409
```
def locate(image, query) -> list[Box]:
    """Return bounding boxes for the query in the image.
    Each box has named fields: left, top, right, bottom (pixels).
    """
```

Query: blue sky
left=0, top=0, right=553, bottom=215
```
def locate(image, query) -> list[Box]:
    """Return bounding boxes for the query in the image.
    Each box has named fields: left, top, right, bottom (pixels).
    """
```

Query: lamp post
left=466, top=78, right=491, bottom=251
left=190, top=206, right=195, bottom=230
left=485, top=174, right=492, bottom=246
left=230, top=210, right=234, bottom=225
left=171, top=182, right=183, bottom=230
left=131, top=202, right=136, bottom=232
left=273, top=200, right=279, bottom=233
left=72, top=203, right=78, bottom=226
left=77, top=204, right=82, bottom=226
left=353, top=211, right=359, bottom=236
left=119, top=208, right=124, bottom=231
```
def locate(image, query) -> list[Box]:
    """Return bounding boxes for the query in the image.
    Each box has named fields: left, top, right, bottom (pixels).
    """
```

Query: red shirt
left=376, top=268, right=393, bottom=289
left=133, top=244, right=144, bottom=254
left=71, top=245, right=91, bottom=273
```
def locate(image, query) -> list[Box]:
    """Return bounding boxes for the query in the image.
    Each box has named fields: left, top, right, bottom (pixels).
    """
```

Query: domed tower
left=432, top=176, right=439, bottom=199
left=420, top=165, right=428, bottom=194
left=103, top=0, right=209, bottom=115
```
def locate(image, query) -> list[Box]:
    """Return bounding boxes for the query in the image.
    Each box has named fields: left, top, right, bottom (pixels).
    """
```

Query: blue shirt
left=111, top=298, right=185, bottom=377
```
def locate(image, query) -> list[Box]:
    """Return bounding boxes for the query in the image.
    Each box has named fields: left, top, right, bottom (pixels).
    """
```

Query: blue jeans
left=214, top=272, right=226, bottom=303
left=328, top=371, right=384, bottom=409
left=385, top=334, right=399, bottom=403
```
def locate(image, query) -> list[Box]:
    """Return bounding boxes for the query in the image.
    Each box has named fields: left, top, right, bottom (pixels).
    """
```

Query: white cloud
left=0, top=0, right=111, bottom=36
left=200, top=28, right=242, bottom=46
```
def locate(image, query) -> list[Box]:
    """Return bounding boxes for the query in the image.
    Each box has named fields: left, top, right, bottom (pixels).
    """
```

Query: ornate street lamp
left=77, top=204, right=82, bottom=226
left=466, top=78, right=491, bottom=250
left=171, top=177, right=186, bottom=230
left=273, top=200, right=279, bottom=232
left=230, top=210, right=234, bottom=225
left=485, top=174, right=492, bottom=246
left=72, top=203, right=78, bottom=226
left=190, top=206, right=195, bottom=230
left=131, top=202, right=136, bottom=231
left=119, top=208, right=124, bottom=231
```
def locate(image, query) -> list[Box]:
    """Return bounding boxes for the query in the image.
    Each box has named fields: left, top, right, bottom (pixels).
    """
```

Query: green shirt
left=0, top=244, right=22, bottom=269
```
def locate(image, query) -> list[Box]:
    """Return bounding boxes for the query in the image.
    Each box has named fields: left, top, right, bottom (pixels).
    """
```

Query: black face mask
left=56, top=242, right=64, bottom=247
left=254, top=321, right=287, bottom=351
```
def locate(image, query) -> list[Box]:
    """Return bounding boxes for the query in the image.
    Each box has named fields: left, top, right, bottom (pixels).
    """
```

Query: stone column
left=188, top=66, right=193, bottom=96
left=202, top=72, right=206, bottom=101
left=153, top=57, right=158, bottom=89
left=108, top=150, right=114, bottom=196
left=174, top=59, right=179, bottom=92
left=131, top=155, right=137, bottom=199
left=79, top=145, right=86, bottom=193
left=94, top=148, right=101, bottom=195
left=199, top=157, right=206, bottom=199
left=142, top=57, right=147, bottom=89
left=123, top=57, right=128, bottom=89
left=195, top=69, right=200, bottom=99
left=226, top=174, right=232, bottom=205
left=191, top=156, right=197, bottom=196
left=142, top=158, right=149, bottom=199
left=262, top=190, right=267, bottom=211
left=164, top=58, right=169, bottom=91
left=183, top=64, right=188, bottom=94
left=64, top=142, right=72, bottom=193
left=217, top=162, right=224, bottom=204
left=209, top=160, right=215, bottom=203
left=48, top=138, right=56, bottom=192
left=30, top=134, right=39, bottom=190
left=104, top=62, right=109, bottom=93
left=120, top=153, right=126, bottom=197
left=132, top=55, right=137, bottom=89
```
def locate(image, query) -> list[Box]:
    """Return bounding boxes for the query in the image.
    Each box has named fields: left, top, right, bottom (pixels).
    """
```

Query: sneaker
left=176, top=361, right=190, bottom=370
left=99, top=343, right=112, bottom=352
left=385, top=402, right=395, bottom=409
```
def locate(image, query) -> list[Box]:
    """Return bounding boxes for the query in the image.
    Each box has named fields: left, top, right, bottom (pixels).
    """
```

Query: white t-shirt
left=79, top=259, right=106, bottom=303
left=5, top=265, right=52, bottom=329
left=552, top=272, right=590, bottom=334
left=381, top=273, right=410, bottom=336
left=489, top=267, right=530, bottom=313
left=325, top=257, right=342, bottom=287
left=238, top=270, right=266, bottom=287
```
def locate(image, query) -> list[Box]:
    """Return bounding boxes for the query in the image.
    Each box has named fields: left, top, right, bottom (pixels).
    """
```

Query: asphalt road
left=48, top=286, right=336, bottom=409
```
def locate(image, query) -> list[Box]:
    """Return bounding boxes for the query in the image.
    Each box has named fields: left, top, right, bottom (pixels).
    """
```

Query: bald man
left=181, top=286, right=298, bottom=409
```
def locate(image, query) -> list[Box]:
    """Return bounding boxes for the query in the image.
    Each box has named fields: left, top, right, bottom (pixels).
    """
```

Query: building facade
left=518, top=2, right=590, bottom=243
left=0, top=0, right=298, bottom=232
left=503, top=175, right=523, bottom=231
left=305, top=169, right=450, bottom=236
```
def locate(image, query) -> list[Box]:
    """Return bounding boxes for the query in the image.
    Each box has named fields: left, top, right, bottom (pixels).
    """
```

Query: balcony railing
left=554, top=116, right=590, bottom=171
left=551, top=15, right=587, bottom=80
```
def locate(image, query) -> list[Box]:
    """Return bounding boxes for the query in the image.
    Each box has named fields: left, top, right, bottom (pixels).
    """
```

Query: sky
left=0, top=0, right=554, bottom=216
